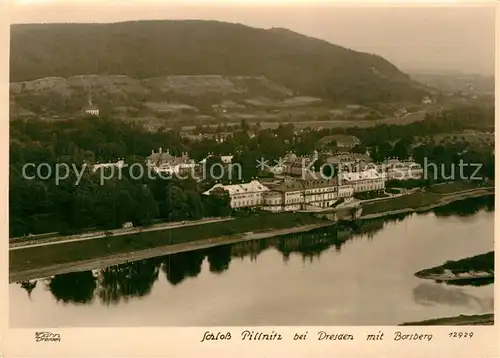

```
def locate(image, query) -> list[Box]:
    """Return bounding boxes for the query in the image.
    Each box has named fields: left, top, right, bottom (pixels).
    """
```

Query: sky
left=8, top=1, right=497, bottom=75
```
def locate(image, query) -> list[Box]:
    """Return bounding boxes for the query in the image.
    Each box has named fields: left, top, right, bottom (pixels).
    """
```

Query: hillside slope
left=10, top=74, right=318, bottom=119
left=10, top=20, right=426, bottom=104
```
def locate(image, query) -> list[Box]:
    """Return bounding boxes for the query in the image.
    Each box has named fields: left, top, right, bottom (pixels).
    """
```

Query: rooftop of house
left=203, top=180, right=270, bottom=196
left=340, top=168, right=382, bottom=181
left=147, top=148, right=192, bottom=165
left=92, top=160, right=124, bottom=171
left=325, top=152, right=372, bottom=164
left=199, top=154, right=233, bottom=164
left=182, top=132, right=233, bottom=141
left=269, top=177, right=339, bottom=193
left=220, top=155, right=233, bottom=164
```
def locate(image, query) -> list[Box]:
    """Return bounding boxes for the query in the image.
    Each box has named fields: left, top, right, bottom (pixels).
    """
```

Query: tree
left=132, top=185, right=159, bottom=226
left=240, top=118, right=250, bottom=132
left=350, top=143, right=366, bottom=154
left=232, top=150, right=260, bottom=182
left=373, top=142, right=393, bottom=162
left=163, top=183, right=190, bottom=221
left=392, top=140, right=410, bottom=160
left=203, top=188, right=231, bottom=217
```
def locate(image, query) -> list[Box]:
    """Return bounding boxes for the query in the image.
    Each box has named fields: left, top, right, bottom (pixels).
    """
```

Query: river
left=10, top=196, right=494, bottom=327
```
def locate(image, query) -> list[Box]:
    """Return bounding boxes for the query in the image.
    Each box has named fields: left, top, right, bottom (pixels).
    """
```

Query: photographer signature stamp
left=35, top=332, right=61, bottom=342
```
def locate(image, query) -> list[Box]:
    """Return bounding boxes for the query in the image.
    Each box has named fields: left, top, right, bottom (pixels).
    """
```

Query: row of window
left=346, top=179, right=384, bottom=185
left=232, top=200, right=262, bottom=208
left=265, top=197, right=347, bottom=206
left=305, top=193, right=337, bottom=199
left=232, top=193, right=262, bottom=200
left=304, top=188, right=337, bottom=194
left=354, top=184, right=385, bottom=192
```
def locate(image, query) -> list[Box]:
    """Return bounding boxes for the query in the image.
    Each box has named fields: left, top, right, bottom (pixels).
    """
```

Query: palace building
left=339, top=168, right=385, bottom=193
left=202, top=180, right=270, bottom=209
left=146, top=148, right=196, bottom=175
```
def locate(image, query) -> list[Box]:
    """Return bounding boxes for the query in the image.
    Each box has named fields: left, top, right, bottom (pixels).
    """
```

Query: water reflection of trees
left=162, top=251, right=205, bottom=285
left=19, top=218, right=389, bottom=305
left=206, top=246, right=232, bottom=273
left=443, top=278, right=494, bottom=287
left=97, top=259, right=161, bottom=305
left=47, top=271, right=97, bottom=304
left=18, top=280, right=37, bottom=299
left=28, top=198, right=493, bottom=306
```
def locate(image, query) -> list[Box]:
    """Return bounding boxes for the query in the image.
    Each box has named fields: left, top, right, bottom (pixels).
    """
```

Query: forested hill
left=10, top=20, right=426, bottom=103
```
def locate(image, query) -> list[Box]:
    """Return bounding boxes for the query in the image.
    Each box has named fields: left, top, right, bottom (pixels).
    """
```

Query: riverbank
left=360, top=186, right=494, bottom=220
left=11, top=185, right=495, bottom=282
left=10, top=217, right=234, bottom=250
left=401, top=313, right=494, bottom=326
left=10, top=213, right=332, bottom=282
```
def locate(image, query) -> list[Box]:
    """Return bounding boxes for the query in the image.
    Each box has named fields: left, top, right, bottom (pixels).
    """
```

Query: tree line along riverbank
left=10, top=185, right=494, bottom=281
left=9, top=212, right=328, bottom=280
left=360, top=183, right=493, bottom=219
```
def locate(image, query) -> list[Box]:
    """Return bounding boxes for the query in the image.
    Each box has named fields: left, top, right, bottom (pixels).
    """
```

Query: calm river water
left=10, top=196, right=494, bottom=327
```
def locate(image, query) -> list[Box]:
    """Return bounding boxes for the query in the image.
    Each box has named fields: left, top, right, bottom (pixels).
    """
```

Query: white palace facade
left=203, top=168, right=383, bottom=212
left=203, top=180, right=270, bottom=209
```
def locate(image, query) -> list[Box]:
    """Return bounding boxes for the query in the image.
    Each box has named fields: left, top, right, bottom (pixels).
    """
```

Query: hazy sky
left=9, top=1, right=496, bottom=75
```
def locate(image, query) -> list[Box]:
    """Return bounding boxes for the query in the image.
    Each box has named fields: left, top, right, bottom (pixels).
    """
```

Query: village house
left=202, top=180, right=270, bottom=209
left=181, top=132, right=232, bottom=143
left=146, top=148, right=196, bottom=175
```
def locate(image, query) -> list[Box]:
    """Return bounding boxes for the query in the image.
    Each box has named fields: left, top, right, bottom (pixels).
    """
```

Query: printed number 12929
left=449, top=332, right=474, bottom=338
